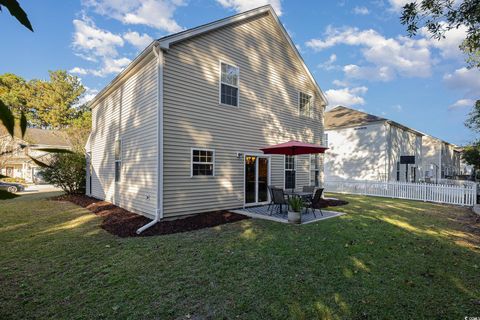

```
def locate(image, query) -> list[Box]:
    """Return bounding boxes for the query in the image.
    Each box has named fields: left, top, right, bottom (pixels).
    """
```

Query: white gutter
left=137, top=44, right=164, bottom=234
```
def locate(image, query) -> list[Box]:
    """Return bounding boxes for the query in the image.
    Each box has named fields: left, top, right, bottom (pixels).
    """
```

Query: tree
left=401, top=0, right=480, bottom=68
left=0, top=73, right=31, bottom=120
left=40, top=152, right=86, bottom=194
left=0, top=71, right=86, bottom=129
left=64, top=105, right=91, bottom=152
left=27, top=71, right=85, bottom=128
left=465, top=100, right=480, bottom=132
left=462, top=142, right=480, bottom=170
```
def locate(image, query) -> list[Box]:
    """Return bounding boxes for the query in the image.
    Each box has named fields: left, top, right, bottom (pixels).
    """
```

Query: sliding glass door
left=245, top=155, right=269, bottom=204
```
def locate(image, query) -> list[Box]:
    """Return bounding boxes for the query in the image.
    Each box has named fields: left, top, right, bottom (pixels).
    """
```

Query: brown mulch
left=318, top=198, right=349, bottom=208
left=52, top=194, right=249, bottom=237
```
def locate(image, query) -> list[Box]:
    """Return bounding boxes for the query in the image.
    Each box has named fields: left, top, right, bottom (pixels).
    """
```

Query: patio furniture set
left=267, top=186, right=325, bottom=217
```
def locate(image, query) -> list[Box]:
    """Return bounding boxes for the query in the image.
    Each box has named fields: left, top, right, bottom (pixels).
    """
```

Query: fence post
left=423, top=183, right=427, bottom=202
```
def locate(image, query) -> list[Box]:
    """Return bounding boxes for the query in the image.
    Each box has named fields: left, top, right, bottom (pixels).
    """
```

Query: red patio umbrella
left=260, top=140, right=328, bottom=192
left=259, top=140, right=328, bottom=156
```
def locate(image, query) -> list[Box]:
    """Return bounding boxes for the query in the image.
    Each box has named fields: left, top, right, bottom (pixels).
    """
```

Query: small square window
left=192, top=149, right=214, bottom=176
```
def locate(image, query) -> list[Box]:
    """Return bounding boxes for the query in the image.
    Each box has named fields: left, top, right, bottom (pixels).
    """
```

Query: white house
left=86, top=5, right=328, bottom=225
left=324, top=106, right=461, bottom=183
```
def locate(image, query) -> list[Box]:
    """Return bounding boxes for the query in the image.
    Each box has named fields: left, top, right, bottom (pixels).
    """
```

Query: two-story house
left=1, top=128, right=71, bottom=183
left=86, top=5, right=328, bottom=225
left=324, top=106, right=461, bottom=183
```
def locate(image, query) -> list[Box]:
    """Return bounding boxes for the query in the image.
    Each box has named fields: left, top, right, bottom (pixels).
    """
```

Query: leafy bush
left=41, top=152, right=85, bottom=194
left=288, top=197, right=304, bottom=213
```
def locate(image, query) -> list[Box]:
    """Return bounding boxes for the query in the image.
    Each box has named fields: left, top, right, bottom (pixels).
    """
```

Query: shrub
left=41, top=152, right=86, bottom=194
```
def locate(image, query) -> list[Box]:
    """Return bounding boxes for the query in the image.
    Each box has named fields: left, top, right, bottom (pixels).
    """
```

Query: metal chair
left=308, top=188, right=325, bottom=218
left=267, top=185, right=277, bottom=212
left=270, top=188, right=289, bottom=215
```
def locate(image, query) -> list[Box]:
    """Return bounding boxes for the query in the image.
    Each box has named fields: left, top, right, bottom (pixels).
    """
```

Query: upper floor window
left=220, top=62, right=239, bottom=107
left=192, top=149, right=215, bottom=176
left=299, top=92, right=313, bottom=117
left=114, top=139, right=122, bottom=182
left=323, top=133, right=329, bottom=147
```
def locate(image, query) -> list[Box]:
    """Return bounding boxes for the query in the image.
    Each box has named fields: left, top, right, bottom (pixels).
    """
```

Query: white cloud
left=83, top=0, right=185, bottom=33
left=420, top=24, right=467, bottom=60
left=70, top=57, right=131, bottom=77
left=73, top=17, right=124, bottom=59
left=387, top=0, right=409, bottom=12
left=353, top=6, right=369, bottom=15
left=123, top=31, right=154, bottom=49
left=332, top=79, right=348, bottom=87
left=318, top=53, right=337, bottom=70
left=216, top=0, right=282, bottom=16
left=306, top=26, right=432, bottom=81
left=76, top=86, right=99, bottom=106
left=69, top=67, right=88, bottom=75
left=343, top=64, right=395, bottom=82
left=443, top=67, right=480, bottom=97
left=325, top=86, right=368, bottom=107
left=449, top=99, right=476, bottom=109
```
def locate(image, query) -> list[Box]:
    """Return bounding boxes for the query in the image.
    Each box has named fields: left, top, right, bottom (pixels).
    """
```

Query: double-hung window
left=285, top=155, right=296, bottom=189
left=220, top=62, right=239, bottom=107
left=192, top=149, right=215, bottom=176
left=114, top=139, right=122, bottom=182
left=299, top=92, right=313, bottom=117
left=310, top=154, right=320, bottom=187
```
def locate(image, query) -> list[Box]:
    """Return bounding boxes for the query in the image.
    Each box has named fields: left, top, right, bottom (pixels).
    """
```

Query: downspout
left=137, top=43, right=164, bottom=234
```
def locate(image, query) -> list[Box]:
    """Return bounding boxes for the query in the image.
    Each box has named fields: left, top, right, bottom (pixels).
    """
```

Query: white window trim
left=309, top=154, right=320, bottom=187
left=298, top=91, right=314, bottom=118
left=114, top=139, right=122, bottom=183
left=284, top=155, right=297, bottom=189
left=219, top=60, right=240, bottom=108
left=190, top=148, right=215, bottom=177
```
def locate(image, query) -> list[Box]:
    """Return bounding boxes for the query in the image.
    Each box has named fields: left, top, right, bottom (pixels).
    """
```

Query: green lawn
left=1, top=192, right=480, bottom=319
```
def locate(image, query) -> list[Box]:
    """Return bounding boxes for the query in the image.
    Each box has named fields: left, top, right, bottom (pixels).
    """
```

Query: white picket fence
left=325, top=180, right=477, bottom=206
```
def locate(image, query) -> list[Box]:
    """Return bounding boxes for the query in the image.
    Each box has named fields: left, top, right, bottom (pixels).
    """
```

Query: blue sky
left=1, top=0, right=478, bottom=145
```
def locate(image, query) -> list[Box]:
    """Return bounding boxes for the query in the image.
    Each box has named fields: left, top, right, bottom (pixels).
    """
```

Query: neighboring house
left=324, top=106, right=461, bottom=183
left=86, top=5, right=328, bottom=220
left=0, top=128, right=71, bottom=183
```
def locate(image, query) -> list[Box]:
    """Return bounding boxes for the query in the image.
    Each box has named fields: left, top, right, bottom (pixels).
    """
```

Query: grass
left=0, top=189, right=18, bottom=200
left=1, top=192, right=480, bottom=319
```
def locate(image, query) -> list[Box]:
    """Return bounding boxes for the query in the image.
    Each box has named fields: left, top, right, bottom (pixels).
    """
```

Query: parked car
left=0, top=182, right=25, bottom=193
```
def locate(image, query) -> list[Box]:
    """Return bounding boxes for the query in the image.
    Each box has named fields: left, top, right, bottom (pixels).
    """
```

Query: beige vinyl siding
left=89, top=53, right=158, bottom=218
left=162, top=13, right=324, bottom=217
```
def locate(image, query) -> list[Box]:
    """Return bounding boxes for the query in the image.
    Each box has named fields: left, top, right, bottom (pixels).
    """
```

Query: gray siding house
left=324, top=106, right=461, bottom=183
left=86, top=5, right=328, bottom=223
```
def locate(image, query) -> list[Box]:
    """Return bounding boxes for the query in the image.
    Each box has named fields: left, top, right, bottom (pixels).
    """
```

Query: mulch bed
left=52, top=194, right=249, bottom=237
left=318, top=198, right=349, bottom=208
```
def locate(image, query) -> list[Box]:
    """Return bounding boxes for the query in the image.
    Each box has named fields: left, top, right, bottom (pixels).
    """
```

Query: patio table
left=284, top=190, right=313, bottom=199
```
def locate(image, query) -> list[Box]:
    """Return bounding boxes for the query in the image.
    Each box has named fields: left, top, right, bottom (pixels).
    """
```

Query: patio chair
left=267, top=185, right=278, bottom=212
left=307, top=188, right=325, bottom=218
left=301, top=185, right=315, bottom=212
left=270, top=188, right=289, bottom=215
